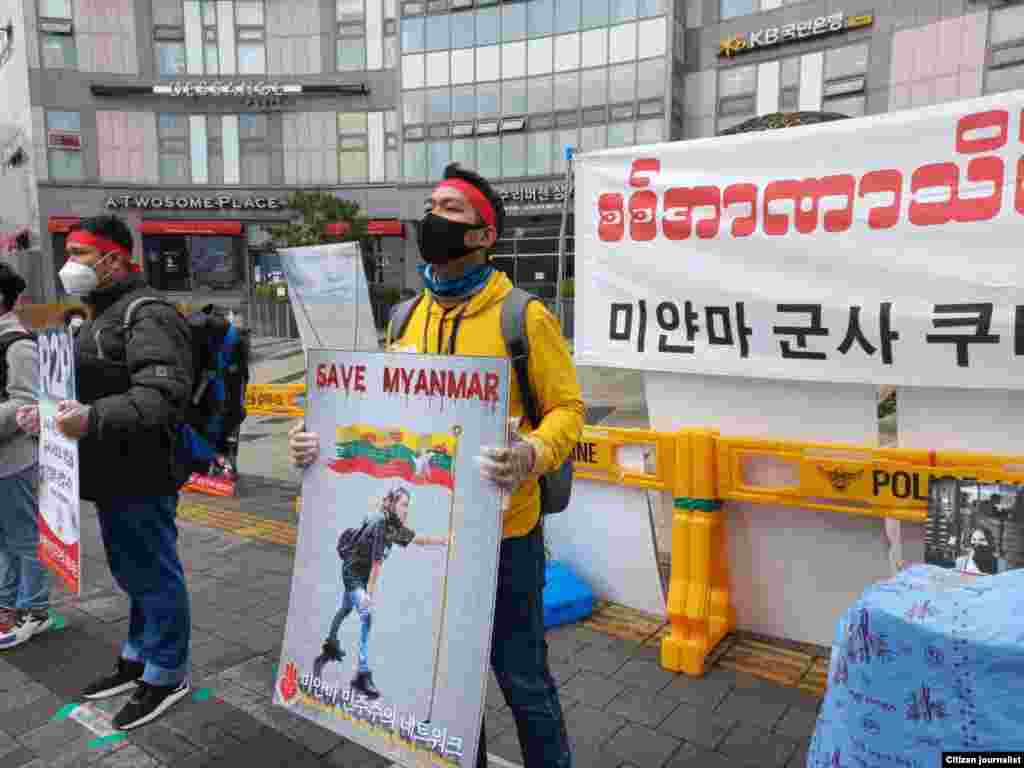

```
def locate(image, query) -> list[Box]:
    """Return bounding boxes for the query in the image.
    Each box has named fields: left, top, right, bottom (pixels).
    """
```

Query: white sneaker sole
left=115, top=681, right=191, bottom=731
left=81, top=680, right=140, bottom=701
left=0, top=617, right=53, bottom=650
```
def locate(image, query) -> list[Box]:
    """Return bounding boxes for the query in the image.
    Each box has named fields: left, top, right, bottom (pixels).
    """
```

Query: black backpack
left=337, top=520, right=370, bottom=561
left=387, top=287, right=573, bottom=515
left=119, top=297, right=251, bottom=462
left=0, top=330, right=36, bottom=402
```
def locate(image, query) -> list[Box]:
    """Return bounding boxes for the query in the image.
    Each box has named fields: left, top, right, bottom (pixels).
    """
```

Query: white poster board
left=279, top=241, right=380, bottom=353
left=275, top=350, right=510, bottom=768
left=37, top=328, right=81, bottom=595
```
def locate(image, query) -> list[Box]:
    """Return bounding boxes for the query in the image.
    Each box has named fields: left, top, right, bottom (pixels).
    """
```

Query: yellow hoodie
left=387, top=270, right=585, bottom=539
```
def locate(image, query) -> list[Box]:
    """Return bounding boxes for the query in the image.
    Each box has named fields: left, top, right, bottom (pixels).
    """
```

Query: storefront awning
left=48, top=216, right=82, bottom=233
left=140, top=220, right=244, bottom=236
left=324, top=219, right=406, bottom=238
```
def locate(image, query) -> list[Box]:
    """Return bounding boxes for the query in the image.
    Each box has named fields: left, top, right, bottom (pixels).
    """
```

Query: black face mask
left=417, top=213, right=485, bottom=265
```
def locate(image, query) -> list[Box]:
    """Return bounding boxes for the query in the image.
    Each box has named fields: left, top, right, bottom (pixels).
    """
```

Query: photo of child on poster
left=926, top=476, right=1024, bottom=575
left=276, top=350, right=509, bottom=768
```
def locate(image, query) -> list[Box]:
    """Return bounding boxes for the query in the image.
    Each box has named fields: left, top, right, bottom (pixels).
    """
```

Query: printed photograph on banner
left=37, top=328, right=81, bottom=595
left=926, top=477, right=1024, bottom=575
left=275, top=350, right=510, bottom=768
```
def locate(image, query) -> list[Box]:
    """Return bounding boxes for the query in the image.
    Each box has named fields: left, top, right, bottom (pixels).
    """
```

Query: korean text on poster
left=575, top=93, right=1024, bottom=389
left=37, top=328, right=81, bottom=595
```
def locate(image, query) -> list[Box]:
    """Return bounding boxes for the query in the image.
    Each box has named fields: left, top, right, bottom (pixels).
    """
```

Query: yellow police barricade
left=240, top=384, right=1024, bottom=677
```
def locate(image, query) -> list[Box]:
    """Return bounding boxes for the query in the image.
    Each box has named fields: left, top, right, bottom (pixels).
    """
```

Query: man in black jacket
left=18, top=215, right=194, bottom=730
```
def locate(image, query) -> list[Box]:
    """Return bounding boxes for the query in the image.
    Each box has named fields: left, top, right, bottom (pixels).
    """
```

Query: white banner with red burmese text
left=574, top=92, right=1024, bottom=389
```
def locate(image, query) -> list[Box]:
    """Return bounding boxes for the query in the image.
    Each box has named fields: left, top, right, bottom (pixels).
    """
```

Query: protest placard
left=275, top=349, right=510, bottom=768
left=37, top=328, right=80, bottom=595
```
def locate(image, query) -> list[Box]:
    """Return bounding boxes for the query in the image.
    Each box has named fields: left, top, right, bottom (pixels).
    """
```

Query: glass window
left=206, top=115, right=223, bottom=184
left=719, top=65, right=755, bottom=98
left=581, top=28, right=606, bottom=68
left=404, top=142, right=427, bottom=181
left=47, top=110, right=80, bottom=132
left=637, top=57, right=664, bottom=100
left=222, top=116, right=240, bottom=183
left=609, top=21, right=637, bottom=63
left=156, top=42, right=187, bottom=75
left=991, top=5, right=1024, bottom=47
left=451, top=11, right=474, bottom=48
left=554, top=71, right=579, bottom=110
left=607, top=121, right=634, bottom=147
left=477, top=6, right=499, bottom=45
left=580, top=124, right=606, bottom=152
left=240, top=114, right=267, bottom=139
left=826, top=44, right=869, bottom=80
left=338, top=39, right=367, bottom=70
left=781, top=56, right=800, bottom=88
left=452, top=85, right=476, bottom=120
left=609, top=62, right=635, bottom=104
left=635, top=117, right=663, bottom=144
left=720, top=0, right=756, bottom=21
left=477, top=136, right=500, bottom=178
left=527, top=131, right=553, bottom=176
left=47, top=110, right=83, bottom=180
left=476, top=44, right=500, bottom=80
left=428, top=141, right=450, bottom=178
left=238, top=42, right=265, bottom=73
left=450, top=47, right=474, bottom=84
left=41, top=33, right=77, bottom=69
left=581, top=67, right=607, bottom=107
left=823, top=94, right=865, bottom=117
left=403, top=53, right=425, bottom=88
left=611, top=0, right=637, bottom=23
left=477, top=82, right=500, bottom=116
left=426, top=50, right=449, bottom=85
left=402, top=16, right=425, bottom=51
left=190, top=116, right=209, bottom=183
left=426, top=87, right=451, bottom=122
left=503, top=41, right=526, bottom=78
left=528, top=36, right=553, bottom=75
left=40, top=0, right=71, bottom=16
left=555, top=0, right=579, bottom=33
left=529, top=0, right=554, bottom=37
left=340, top=150, right=369, bottom=181
left=502, top=79, right=527, bottom=115
left=636, top=0, right=661, bottom=16
left=451, top=138, right=476, bottom=168
left=554, top=32, right=579, bottom=71
left=529, top=76, right=554, bottom=114
left=404, top=90, right=426, bottom=123
left=425, top=13, right=449, bottom=50
left=502, top=134, right=526, bottom=177
left=158, top=113, right=186, bottom=136
left=241, top=152, right=269, bottom=184
left=159, top=155, right=188, bottom=183
left=987, top=62, right=1024, bottom=94
left=386, top=149, right=399, bottom=180
left=338, top=0, right=363, bottom=22
left=554, top=127, right=576, bottom=173
left=236, top=0, right=264, bottom=25
left=581, top=0, right=608, bottom=29
left=502, top=2, right=526, bottom=41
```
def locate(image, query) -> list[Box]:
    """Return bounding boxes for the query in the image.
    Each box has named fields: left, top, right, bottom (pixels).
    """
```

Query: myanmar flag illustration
left=329, top=425, right=457, bottom=491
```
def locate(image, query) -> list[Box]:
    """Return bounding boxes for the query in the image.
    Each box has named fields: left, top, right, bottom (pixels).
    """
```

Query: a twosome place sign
left=104, top=194, right=285, bottom=211
left=719, top=12, right=873, bottom=57
left=152, top=81, right=303, bottom=98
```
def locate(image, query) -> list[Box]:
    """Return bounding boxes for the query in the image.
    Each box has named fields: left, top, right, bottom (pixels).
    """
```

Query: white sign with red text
left=574, top=92, right=1024, bottom=389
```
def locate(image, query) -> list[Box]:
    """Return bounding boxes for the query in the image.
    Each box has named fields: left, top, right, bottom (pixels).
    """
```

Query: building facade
left=0, top=0, right=1020, bottom=323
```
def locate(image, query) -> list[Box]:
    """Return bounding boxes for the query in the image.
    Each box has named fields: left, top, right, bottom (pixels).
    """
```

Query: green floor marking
left=51, top=703, right=79, bottom=721
left=50, top=614, right=67, bottom=631
left=193, top=687, right=212, bottom=702
left=88, top=733, right=127, bottom=749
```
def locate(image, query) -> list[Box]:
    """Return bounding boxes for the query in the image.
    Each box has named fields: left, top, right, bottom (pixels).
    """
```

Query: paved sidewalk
left=0, top=503, right=821, bottom=768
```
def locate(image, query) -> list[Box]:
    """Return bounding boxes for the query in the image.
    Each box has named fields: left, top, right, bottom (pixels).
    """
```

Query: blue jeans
left=478, top=523, right=572, bottom=768
left=327, top=582, right=372, bottom=674
left=0, top=465, right=49, bottom=612
left=95, top=495, right=190, bottom=687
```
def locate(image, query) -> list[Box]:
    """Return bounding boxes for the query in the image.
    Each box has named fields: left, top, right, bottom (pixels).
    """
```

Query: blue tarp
left=809, top=565, right=1024, bottom=768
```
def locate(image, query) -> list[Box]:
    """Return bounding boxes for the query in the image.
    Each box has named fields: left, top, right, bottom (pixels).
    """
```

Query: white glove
left=478, top=431, right=537, bottom=494
left=289, top=420, right=320, bottom=468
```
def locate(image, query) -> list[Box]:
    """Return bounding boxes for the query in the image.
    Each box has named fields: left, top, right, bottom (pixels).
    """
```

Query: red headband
left=434, top=179, right=497, bottom=228
left=67, top=230, right=131, bottom=258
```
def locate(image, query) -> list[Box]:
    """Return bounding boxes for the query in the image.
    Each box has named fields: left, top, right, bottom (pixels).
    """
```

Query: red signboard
left=324, top=219, right=405, bottom=238
left=47, top=131, right=81, bottom=150
left=140, top=220, right=243, bottom=236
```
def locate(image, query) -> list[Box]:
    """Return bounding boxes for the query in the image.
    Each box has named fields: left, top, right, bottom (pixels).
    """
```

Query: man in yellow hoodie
left=290, top=163, right=583, bottom=768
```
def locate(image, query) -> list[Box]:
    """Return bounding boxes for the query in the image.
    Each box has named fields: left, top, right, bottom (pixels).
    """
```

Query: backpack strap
left=122, top=294, right=177, bottom=333
left=386, top=294, right=424, bottom=349
left=500, top=287, right=541, bottom=430
left=0, top=331, right=37, bottom=399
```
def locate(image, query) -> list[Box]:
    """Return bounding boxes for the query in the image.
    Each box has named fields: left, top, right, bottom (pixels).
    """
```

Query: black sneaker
left=112, top=679, right=191, bottom=731
left=81, top=658, right=145, bottom=700
left=351, top=671, right=380, bottom=700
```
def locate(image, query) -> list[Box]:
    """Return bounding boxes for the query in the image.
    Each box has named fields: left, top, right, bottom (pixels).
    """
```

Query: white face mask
left=58, top=260, right=100, bottom=296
